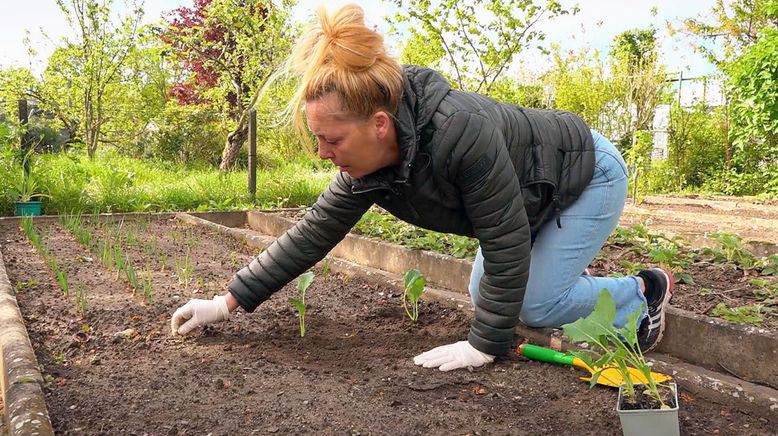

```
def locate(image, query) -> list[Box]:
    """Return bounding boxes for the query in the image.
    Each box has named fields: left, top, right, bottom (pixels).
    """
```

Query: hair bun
left=315, top=4, right=384, bottom=72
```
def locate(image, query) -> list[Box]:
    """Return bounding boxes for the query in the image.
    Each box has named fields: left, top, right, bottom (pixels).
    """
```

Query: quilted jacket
left=228, top=66, right=595, bottom=355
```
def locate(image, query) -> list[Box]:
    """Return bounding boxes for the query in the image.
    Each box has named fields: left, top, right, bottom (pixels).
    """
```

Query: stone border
left=0, top=250, right=54, bottom=435
left=179, top=210, right=778, bottom=422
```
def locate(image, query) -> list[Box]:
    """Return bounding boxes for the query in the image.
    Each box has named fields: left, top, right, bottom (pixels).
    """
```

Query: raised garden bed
left=279, top=207, right=778, bottom=332
left=1, top=215, right=775, bottom=434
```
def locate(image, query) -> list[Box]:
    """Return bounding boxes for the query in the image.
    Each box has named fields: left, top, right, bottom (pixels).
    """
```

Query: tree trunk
left=219, top=121, right=249, bottom=171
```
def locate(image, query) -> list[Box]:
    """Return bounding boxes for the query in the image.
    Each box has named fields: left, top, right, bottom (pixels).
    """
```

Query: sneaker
left=636, top=268, right=675, bottom=352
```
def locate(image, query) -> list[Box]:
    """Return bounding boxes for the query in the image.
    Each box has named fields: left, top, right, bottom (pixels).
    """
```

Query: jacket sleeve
left=227, top=172, right=372, bottom=312
left=443, top=111, right=531, bottom=356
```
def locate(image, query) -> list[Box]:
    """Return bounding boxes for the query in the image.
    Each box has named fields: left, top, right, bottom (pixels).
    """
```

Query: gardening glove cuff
left=413, top=340, right=495, bottom=371
left=171, top=295, right=230, bottom=335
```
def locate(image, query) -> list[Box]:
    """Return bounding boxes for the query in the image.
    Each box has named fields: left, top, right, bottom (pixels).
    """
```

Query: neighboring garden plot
left=0, top=216, right=774, bottom=434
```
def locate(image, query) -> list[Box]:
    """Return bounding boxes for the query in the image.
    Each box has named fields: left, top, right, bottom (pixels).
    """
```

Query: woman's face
left=306, top=92, right=398, bottom=179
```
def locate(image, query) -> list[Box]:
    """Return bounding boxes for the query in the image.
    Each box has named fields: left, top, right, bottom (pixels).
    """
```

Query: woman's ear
left=373, top=111, right=392, bottom=139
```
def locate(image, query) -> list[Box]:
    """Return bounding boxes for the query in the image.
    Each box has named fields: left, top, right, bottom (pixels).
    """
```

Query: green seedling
left=702, top=232, right=758, bottom=270
left=56, top=270, right=69, bottom=297
left=75, top=282, right=88, bottom=313
left=710, top=303, right=768, bottom=325
left=403, top=269, right=426, bottom=322
left=562, top=289, right=670, bottom=408
left=126, top=227, right=136, bottom=247
left=619, top=260, right=645, bottom=275
left=147, top=234, right=158, bottom=259
left=159, top=254, right=169, bottom=272
left=174, top=249, right=193, bottom=288
left=648, top=247, right=687, bottom=268
left=321, top=256, right=332, bottom=276
left=46, top=256, right=59, bottom=275
left=99, top=241, right=114, bottom=269
left=114, top=245, right=125, bottom=279
left=229, top=251, right=238, bottom=269
left=21, top=217, right=43, bottom=250
left=141, top=272, right=154, bottom=304
left=125, top=262, right=139, bottom=294
left=759, top=255, right=778, bottom=276
left=289, top=271, right=314, bottom=337
left=749, top=278, right=778, bottom=300
left=15, top=280, right=39, bottom=291
left=59, top=213, right=91, bottom=247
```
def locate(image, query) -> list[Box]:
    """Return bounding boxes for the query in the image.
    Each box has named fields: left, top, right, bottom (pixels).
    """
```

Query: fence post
left=17, top=99, right=30, bottom=174
left=248, top=108, right=257, bottom=204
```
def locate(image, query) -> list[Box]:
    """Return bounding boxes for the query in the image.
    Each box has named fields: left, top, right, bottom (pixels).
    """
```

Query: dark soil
left=0, top=217, right=774, bottom=435
left=618, top=384, right=677, bottom=411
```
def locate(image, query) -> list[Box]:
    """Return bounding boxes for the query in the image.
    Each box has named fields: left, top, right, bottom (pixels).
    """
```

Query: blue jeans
left=468, top=131, right=646, bottom=329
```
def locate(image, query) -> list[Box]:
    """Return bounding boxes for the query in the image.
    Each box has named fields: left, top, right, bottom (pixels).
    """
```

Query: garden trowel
left=517, top=343, right=672, bottom=388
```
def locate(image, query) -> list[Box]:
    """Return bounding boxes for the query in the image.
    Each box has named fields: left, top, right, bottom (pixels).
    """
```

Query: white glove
left=171, top=295, right=230, bottom=335
left=413, top=340, right=495, bottom=371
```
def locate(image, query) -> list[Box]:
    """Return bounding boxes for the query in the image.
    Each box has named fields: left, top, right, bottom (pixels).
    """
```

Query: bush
left=136, top=103, right=225, bottom=166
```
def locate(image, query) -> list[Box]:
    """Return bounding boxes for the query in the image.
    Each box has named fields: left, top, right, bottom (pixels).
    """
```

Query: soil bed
left=0, top=217, right=774, bottom=434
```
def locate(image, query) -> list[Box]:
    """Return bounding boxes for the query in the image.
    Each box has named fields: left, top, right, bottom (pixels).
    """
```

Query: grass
left=0, top=147, right=330, bottom=216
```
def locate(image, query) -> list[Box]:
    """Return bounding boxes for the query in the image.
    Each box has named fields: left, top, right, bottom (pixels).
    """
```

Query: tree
left=609, top=29, right=667, bottom=148
left=725, top=27, right=778, bottom=168
left=161, top=0, right=295, bottom=170
left=389, top=0, right=577, bottom=94
left=56, top=0, right=145, bottom=157
left=678, top=0, right=778, bottom=65
left=543, top=45, right=616, bottom=134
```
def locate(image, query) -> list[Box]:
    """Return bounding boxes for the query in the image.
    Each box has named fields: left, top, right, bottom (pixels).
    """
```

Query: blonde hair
left=287, top=4, right=403, bottom=153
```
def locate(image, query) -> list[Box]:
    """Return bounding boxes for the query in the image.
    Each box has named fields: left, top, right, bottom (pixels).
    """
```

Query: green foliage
left=161, top=0, right=296, bottom=170
left=653, top=103, right=728, bottom=193
left=390, top=0, right=577, bottom=94
left=56, top=270, right=69, bottom=297
left=403, top=269, right=426, bottom=322
left=543, top=46, right=615, bottom=132
left=289, top=271, right=314, bottom=337
left=400, top=31, right=446, bottom=69
left=8, top=149, right=51, bottom=203
left=609, top=28, right=667, bottom=146
left=125, top=261, right=139, bottom=293
left=487, top=77, right=548, bottom=108
left=726, top=28, right=778, bottom=157
left=75, top=282, right=88, bottom=313
left=142, top=272, right=154, bottom=304
left=700, top=232, right=759, bottom=270
left=138, top=103, right=224, bottom=166
left=562, top=289, right=669, bottom=407
left=353, top=211, right=478, bottom=259
left=679, top=0, right=777, bottom=65
left=625, top=130, right=653, bottom=202
left=0, top=147, right=328, bottom=216
left=54, top=0, right=145, bottom=157
left=710, top=303, right=769, bottom=325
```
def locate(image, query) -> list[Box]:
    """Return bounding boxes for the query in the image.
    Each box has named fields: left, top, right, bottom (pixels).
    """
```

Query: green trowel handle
left=517, top=344, right=575, bottom=366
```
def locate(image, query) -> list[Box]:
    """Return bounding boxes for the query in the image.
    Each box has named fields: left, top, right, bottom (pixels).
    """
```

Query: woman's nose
left=318, top=141, right=334, bottom=160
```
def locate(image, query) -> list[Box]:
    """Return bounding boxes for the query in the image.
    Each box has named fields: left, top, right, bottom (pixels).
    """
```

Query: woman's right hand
left=171, top=294, right=232, bottom=335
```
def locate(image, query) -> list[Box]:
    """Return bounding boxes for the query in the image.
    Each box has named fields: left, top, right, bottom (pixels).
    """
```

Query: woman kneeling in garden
left=171, top=4, right=673, bottom=371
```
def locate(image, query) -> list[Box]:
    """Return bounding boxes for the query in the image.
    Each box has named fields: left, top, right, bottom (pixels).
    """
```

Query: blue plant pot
left=15, top=201, right=43, bottom=217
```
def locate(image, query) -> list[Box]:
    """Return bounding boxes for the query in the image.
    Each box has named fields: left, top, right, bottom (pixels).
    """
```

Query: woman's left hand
left=413, top=340, right=495, bottom=371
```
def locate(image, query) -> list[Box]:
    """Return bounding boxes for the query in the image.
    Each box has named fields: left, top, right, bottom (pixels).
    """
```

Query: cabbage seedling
left=289, top=271, right=314, bottom=337
left=403, top=269, right=426, bottom=321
